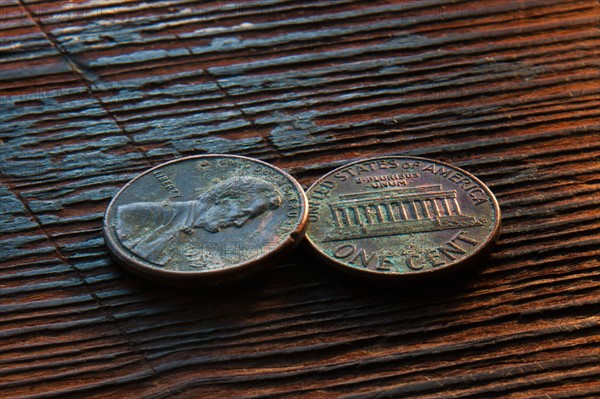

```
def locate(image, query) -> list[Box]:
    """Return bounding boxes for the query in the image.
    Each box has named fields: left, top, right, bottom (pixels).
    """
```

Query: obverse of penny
left=305, top=156, right=501, bottom=282
left=103, top=155, right=308, bottom=285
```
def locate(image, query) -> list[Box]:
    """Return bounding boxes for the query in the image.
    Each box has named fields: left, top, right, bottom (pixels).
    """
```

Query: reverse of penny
left=305, top=156, right=501, bottom=282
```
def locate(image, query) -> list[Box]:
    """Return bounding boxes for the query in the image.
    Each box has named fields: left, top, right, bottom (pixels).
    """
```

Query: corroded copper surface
left=306, top=157, right=501, bottom=282
left=103, top=155, right=308, bottom=285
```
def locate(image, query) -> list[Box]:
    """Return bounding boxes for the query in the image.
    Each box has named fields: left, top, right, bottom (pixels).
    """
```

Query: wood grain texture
left=1, top=0, right=599, bottom=398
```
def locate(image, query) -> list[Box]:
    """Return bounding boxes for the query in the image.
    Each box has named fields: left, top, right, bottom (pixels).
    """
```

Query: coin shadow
left=326, top=266, right=482, bottom=300
left=111, top=249, right=487, bottom=349
left=297, top=241, right=485, bottom=303
left=110, top=237, right=317, bottom=315
left=114, top=242, right=485, bottom=330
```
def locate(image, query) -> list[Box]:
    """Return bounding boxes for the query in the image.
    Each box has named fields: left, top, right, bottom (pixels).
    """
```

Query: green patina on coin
left=103, top=155, right=308, bottom=285
left=305, top=156, right=501, bottom=282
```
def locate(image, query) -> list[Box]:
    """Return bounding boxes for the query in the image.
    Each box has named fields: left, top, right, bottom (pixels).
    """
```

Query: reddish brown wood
left=1, top=1, right=599, bottom=398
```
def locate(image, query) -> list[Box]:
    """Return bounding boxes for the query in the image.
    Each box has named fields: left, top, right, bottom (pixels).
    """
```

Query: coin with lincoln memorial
left=305, top=156, right=501, bottom=282
left=103, top=155, right=308, bottom=285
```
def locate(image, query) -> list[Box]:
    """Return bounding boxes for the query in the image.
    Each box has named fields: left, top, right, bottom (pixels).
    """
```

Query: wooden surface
left=1, top=1, right=599, bottom=398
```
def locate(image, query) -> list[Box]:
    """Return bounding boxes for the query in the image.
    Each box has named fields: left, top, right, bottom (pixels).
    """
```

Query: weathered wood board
left=1, top=1, right=599, bottom=398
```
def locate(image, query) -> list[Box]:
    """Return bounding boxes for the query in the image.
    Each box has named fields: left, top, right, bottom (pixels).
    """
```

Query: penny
left=103, top=155, right=308, bottom=285
left=305, top=156, right=501, bottom=282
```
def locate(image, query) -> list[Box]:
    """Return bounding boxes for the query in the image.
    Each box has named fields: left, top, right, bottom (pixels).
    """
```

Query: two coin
left=103, top=155, right=500, bottom=285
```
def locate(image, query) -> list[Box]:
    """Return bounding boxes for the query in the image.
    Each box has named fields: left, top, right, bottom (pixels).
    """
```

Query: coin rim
left=304, top=156, right=501, bottom=282
left=103, top=154, right=309, bottom=283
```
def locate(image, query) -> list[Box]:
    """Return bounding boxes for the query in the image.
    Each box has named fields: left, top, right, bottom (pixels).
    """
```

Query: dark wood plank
left=1, top=0, right=599, bottom=398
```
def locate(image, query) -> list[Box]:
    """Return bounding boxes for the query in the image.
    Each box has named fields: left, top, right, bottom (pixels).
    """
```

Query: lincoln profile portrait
left=115, top=177, right=282, bottom=265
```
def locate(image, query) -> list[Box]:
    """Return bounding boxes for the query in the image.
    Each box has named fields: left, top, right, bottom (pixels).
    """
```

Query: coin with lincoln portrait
left=305, top=156, right=501, bottom=283
left=103, top=155, right=308, bottom=285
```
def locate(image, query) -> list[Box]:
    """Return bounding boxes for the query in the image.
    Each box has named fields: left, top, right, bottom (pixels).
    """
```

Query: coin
left=103, top=155, right=308, bottom=285
left=305, top=156, right=501, bottom=282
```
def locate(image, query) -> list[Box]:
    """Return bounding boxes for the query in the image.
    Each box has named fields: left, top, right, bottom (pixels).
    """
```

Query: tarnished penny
left=305, top=156, right=501, bottom=282
left=103, top=155, right=308, bottom=285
